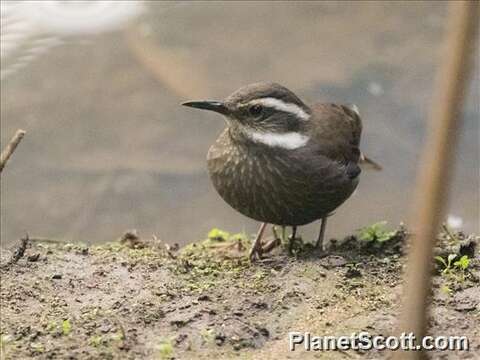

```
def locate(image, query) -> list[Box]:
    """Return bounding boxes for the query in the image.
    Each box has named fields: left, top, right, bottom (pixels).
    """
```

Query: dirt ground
left=1, top=226, right=478, bottom=359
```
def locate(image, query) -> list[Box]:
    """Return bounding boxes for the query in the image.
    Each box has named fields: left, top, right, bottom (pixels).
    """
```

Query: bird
left=182, top=82, right=380, bottom=261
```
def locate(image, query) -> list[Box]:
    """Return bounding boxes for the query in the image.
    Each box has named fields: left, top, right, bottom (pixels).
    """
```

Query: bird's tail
left=360, top=153, right=382, bottom=171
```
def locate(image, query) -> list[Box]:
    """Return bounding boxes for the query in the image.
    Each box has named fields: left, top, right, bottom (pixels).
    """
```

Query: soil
left=1, top=227, right=479, bottom=359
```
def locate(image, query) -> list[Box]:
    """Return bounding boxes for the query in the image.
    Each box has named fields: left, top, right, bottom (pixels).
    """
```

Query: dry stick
left=0, top=129, right=26, bottom=173
left=395, top=2, right=478, bottom=359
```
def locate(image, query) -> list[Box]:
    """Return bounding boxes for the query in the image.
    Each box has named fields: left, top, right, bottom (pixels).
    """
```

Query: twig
left=441, top=223, right=459, bottom=244
left=395, top=2, right=478, bottom=359
left=0, top=129, right=26, bottom=173
left=1, top=235, right=29, bottom=269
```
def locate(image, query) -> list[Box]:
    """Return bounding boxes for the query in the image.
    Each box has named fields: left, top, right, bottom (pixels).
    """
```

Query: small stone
left=99, top=324, right=112, bottom=333
left=52, top=274, right=62, bottom=280
left=345, top=267, right=362, bottom=279
left=27, top=253, right=40, bottom=262
left=251, top=301, right=268, bottom=309
left=215, top=333, right=226, bottom=346
left=319, top=255, right=347, bottom=269
left=256, top=326, right=269, bottom=338
left=175, top=333, right=188, bottom=344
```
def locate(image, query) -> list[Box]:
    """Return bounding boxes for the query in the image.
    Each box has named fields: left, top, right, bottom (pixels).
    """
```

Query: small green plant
left=46, top=319, right=72, bottom=336
left=358, top=222, right=396, bottom=243
left=435, top=253, right=457, bottom=274
left=89, top=335, right=103, bottom=347
left=46, top=320, right=57, bottom=333
left=157, top=338, right=174, bottom=360
left=62, top=319, right=72, bottom=336
left=453, top=255, right=470, bottom=270
left=440, top=284, right=453, bottom=295
left=207, top=228, right=230, bottom=242
left=435, top=254, right=471, bottom=294
left=435, top=254, right=470, bottom=274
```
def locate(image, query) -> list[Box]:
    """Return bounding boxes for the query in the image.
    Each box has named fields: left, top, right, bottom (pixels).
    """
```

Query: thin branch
left=395, top=2, right=478, bottom=359
left=0, top=129, right=26, bottom=173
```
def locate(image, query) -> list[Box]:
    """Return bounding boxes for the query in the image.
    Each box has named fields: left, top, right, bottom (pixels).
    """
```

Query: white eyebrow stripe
left=248, top=97, right=311, bottom=121
left=246, top=130, right=310, bottom=150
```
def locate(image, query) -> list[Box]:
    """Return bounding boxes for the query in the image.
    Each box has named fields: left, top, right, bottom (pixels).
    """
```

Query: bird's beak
left=182, top=100, right=229, bottom=115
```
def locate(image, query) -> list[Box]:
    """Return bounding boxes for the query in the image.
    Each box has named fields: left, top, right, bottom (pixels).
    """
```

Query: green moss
left=157, top=338, right=174, bottom=359
left=90, top=241, right=168, bottom=268
left=454, top=255, right=470, bottom=270
left=89, top=335, right=103, bottom=347
left=46, top=320, right=58, bottom=333
left=62, top=319, right=72, bottom=336
left=207, top=228, right=230, bottom=241
left=358, top=221, right=396, bottom=243
left=45, top=319, right=71, bottom=336
left=170, top=229, right=255, bottom=293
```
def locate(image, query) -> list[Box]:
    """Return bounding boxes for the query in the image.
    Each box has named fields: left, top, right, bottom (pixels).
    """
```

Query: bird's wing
left=308, top=103, right=363, bottom=165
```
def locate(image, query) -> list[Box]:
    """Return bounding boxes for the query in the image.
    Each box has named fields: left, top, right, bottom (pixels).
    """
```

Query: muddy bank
left=1, top=226, right=479, bottom=359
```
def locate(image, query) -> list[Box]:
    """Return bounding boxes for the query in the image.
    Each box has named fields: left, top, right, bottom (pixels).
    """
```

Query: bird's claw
left=261, top=237, right=281, bottom=254
left=288, top=234, right=298, bottom=255
left=249, top=247, right=263, bottom=261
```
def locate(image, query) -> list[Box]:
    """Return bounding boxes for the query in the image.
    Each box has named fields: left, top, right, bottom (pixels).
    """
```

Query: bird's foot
left=249, top=223, right=268, bottom=262
left=288, top=234, right=300, bottom=255
left=252, top=226, right=283, bottom=259
left=314, top=244, right=330, bottom=258
left=248, top=247, right=262, bottom=262
left=249, top=244, right=263, bottom=261
left=261, top=237, right=281, bottom=254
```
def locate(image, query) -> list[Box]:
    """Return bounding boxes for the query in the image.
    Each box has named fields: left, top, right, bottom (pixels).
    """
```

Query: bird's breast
left=206, top=132, right=358, bottom=226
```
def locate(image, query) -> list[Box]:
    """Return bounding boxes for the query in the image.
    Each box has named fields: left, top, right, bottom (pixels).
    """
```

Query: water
left=1, top=2, right=478, bottom=246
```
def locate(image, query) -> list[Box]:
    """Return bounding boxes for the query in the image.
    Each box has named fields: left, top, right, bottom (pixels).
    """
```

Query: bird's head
left=182, top=82, right=312, bottom=149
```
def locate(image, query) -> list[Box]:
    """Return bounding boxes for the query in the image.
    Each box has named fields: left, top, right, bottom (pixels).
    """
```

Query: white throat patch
left=246, top=130, right=309, bottom=150
left=248, top=97, right=310, bottom=121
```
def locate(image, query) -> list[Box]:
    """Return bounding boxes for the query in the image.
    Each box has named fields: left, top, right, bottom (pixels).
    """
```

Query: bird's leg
left=281, top=226, right=286, bottom=243
left=272, top=226, right=280, bottom=242
left=249, top=222, right=268, bottom=261
left=315, top=217, right=328, bottom=252
left=288, top=226, right=297, bottom=255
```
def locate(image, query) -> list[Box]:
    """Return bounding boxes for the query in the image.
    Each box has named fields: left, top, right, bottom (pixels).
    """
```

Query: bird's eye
left=249, top=104, right=263, bottom=117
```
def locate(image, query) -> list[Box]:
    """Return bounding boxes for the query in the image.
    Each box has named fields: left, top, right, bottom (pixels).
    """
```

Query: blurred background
left=1, top=1, right=478, bottom=247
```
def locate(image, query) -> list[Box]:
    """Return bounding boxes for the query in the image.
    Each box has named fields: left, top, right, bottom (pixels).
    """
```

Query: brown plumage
left=183, top=82, right=379, bottom=260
